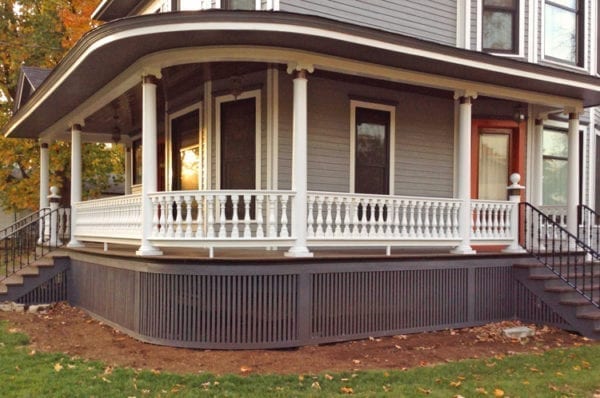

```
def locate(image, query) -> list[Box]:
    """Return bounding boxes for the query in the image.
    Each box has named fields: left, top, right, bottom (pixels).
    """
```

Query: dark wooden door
left=355, top=107, right=390, bottom=195
left=221, top=98, right=256, bottom=219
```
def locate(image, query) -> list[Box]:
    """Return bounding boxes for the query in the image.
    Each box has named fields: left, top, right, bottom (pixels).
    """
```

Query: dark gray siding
left=278, top=0, right=457, bottom=46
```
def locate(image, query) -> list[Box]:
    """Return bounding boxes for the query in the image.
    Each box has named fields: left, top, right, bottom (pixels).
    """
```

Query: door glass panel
left=355, top=107, right=390, bottom=195
left=478, top=133, right=509, bottom=200
left=171, top=110, right=200, bottom=191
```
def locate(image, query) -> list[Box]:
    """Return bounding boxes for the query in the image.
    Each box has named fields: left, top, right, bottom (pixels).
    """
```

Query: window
left=544, top=0, right=583, bottom=65
left=482, top=0, right=519, bottom=53
left=351, top=101, right=394, bottom=195
left=171, top=110, right=200, bottom=191
left=542, top=129, right=568, bottom=205
left=221, top=0, right=256, bottom=10
left=132, top=139, right=142, bottom=185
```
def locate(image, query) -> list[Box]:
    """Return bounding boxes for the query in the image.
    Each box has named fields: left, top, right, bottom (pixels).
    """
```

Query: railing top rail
left=73, top=193, right=141, bottom=206
left=147, top=189, right=295, bottom=197
left=471, top=199, right=514, bottom=205
left=579, top=204, right=600, bottom=216
left=0, top=208, right=50, bottom=238
left=306, top=191, right=463, bottom=203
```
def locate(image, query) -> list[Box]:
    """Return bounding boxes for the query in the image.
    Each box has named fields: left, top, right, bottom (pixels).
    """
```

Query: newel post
left=48, top=186, right=62, bottom=247
left=502, top=173, right=526, bottom=253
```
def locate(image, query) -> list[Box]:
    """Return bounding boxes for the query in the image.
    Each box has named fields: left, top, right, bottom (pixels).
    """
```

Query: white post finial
left=48, top=186, right=62, bottom=247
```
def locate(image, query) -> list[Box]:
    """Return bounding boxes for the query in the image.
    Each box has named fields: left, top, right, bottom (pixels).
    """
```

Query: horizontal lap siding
left=280, top=73, right=455, bottom=196
left=279, top=0, right=457, bottom=46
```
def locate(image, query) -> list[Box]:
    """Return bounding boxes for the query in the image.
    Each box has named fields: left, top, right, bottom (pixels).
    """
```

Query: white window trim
left=349, top=100, right=396, bottom=195
left=476, top=0, right=525, bottom=57
left=215, top=89, right=262, bottom=190
left=166, top=102, right=203, bottom=191
left=539, top=0, right=589, bottom=71
left=214, top=0, right=262, bottom=10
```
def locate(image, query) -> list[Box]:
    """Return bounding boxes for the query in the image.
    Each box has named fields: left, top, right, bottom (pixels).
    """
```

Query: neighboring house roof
left=92, top=0, right=145, bottom=22
left=12, top=66, right=51, bottom=113
left=4, top=11, right=600, bottom=139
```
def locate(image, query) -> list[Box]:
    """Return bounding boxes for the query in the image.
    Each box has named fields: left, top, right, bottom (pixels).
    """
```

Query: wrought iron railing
left=522, top=202, right=600, bottom=308
left=0, top=207, right=70, bottom=282
left=578, top=204, right=600, bottom=253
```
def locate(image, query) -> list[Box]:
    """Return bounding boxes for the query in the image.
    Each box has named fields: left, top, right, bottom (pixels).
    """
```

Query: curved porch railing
left=72, top=191, right=516, bottom=250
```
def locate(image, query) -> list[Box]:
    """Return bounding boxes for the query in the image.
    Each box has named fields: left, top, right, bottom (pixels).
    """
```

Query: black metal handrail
left=0, top=208, right=70, bottom=282
left=522, top=202, right=600, bottom=308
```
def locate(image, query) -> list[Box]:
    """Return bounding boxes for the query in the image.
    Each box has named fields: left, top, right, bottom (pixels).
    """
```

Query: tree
left=0, top=0, right=122, bottom=214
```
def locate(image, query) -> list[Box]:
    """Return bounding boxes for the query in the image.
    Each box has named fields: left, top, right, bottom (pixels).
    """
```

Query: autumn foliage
left=0, top=0, right=124, bottom=215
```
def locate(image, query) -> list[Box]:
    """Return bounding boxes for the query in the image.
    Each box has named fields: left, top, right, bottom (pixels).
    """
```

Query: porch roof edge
left=3, top=10, right=599, bottom=139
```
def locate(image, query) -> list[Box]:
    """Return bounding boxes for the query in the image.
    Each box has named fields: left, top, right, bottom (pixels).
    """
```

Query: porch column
left=532, top=118, right=544, bottom=206
left=67, top=124, right=84, bottom=248
left=452, top=94, right=476, bottom=254
left=567, top=112, right=580, bottom=236
left=285, top=67, right=313, bottom=258
left=39, top=140, right=50, bottom=210
left=136, top=74, right=163, bottom=256
left=124, top=144, right=132, bottom=195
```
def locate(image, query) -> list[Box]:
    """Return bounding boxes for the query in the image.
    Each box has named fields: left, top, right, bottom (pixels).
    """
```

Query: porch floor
left=61, top=242, right=529, bottom=263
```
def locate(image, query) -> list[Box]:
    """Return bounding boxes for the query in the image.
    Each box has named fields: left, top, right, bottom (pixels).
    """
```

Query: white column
left=532, top=118, right=544, bottom=206
left=285, top=69, right=313, bottom=257
left=67, top=124, right=84, bottom=247
left=503, top=173, right=526, bottom=253
left=39, top=140, right=50, bottom=210
left=136, top=75, right=163, bottom=256
left=124, top=145, right=132, bottom=195
left=567, top=112, right=580, bottom=236
left=452, top=95, right=476, bottom=254
left=38, top=140, right=50, bottom=244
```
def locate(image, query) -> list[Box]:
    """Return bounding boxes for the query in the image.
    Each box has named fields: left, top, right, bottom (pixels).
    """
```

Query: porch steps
left=514, top=262, right=600, bottom=339
left=0, top=255, right=69, bottom=303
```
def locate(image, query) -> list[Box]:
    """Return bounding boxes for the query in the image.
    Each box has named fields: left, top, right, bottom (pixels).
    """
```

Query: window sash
left=482, top=0, right=518, bottom=53
left=543, top=0, right=583, bottom=65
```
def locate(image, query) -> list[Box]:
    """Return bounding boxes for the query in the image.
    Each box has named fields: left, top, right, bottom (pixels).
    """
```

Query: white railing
left=471, top=200, right=514, bottom=240
left=306, top=192, right=462, bottom=242
left=148, top=190, right=294, bottom=244
left=74, top=194, right=142, bottom=241
left=539, top=205, right=567, bottom=227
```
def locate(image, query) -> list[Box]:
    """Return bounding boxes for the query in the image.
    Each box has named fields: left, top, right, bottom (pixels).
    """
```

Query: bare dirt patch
left=0, top=302, right=596, bottom=376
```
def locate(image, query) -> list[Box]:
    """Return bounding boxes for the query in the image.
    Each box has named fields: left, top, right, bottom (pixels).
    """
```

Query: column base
left=285, top=246, right=314, bottom=258
left=136, top=244, right=163, bottom=256
left=502, top=244, right=526, bottom=254
left=450, top=244, right=476, bottom=255
left=67, top=239, right=85, bottom=248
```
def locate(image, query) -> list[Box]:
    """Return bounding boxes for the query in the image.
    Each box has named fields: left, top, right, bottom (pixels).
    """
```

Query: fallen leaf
left=340, top=386, right=354, bottom=394
left=311, top=381, right=321, bottom=390
left=101, top=377, right=111, bottom=383
left=67, top=364, right=76, bottom=369
left=475, top=387, right=487, bottom=394
left=352, top=359, right=361, bottom=365
left=494, top=388, right=504, bottom=397
left=325, top=374, right=334, bottom=381
left=417, top=387, right=432, bottom=394
left=28, top=350, right=36, bottom=356
left=298, top=375, right=304, bottom=382
left=54, top=363, right=63, bottom=372
left=240, top=366, right=252, bottom=373
left=450, top=381, right=462, bottom=387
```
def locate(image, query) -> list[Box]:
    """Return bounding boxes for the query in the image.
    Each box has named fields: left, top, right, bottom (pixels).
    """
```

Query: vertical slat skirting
left=473, top=267, right=515, bottom=321
left=514, top=280, right=569, bottom=327
left=16, top=271, right=68, bottom=305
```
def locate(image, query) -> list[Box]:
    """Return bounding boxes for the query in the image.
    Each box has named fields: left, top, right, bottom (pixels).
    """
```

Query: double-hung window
left=482, top=0, right=519, bottom=53
left=544, top=0, right=584, bottom=65
left=542, top=129, right=568, bottom=205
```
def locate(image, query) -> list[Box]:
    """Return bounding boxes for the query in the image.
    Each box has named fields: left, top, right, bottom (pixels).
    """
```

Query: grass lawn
left=0, top=321, right=599, bottom=397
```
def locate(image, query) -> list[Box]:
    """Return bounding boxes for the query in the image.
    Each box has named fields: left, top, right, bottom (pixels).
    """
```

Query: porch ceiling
left=4, top=10, right=600, bottom=139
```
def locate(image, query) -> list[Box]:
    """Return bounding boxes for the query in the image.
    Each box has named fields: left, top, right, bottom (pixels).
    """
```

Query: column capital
left=142, top=67, right=162, bottom=82
left=534, top=117, right=546, bottom=126
left=286, top=61, right=314, bottom=75
left=39, top=140, right=49, bottom=149
left=453, top=90, right=478, bottom=101
left=142, top=74, right=160, bottom=85
left=568, top=112, right=580, bottom=120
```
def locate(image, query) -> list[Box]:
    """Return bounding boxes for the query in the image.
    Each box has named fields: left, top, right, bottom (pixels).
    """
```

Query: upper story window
left=221, top=0, right=257, bottom=10
left=482, top=0, right=519, bottom=53
left=544, top=0, right=584, bottom=66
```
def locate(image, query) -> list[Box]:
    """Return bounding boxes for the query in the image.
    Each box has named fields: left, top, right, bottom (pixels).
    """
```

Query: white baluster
left=352, top=198, right=360, bottom=238
left=498, top=204, right=506, bottom=238
left=400, top=199, right=408, bottom=237
left=184, top=195, right=193, bottom=238
left=243, top=194, right=252, bottom=239
left=431, top=201, right=439, bottom=238
left=452, top=202, right=460, bottom=238
left=280, top=194, right=289, bottom=238
left=206, top=194, right=215, bottom=238
left=392, top=199, right=400, bottom=237
left=255, top=194, right=264, bottom=238
left=325, top=196, right=334, bottom=238
left=151, top=196, right=160, bottom=237
left=307, top=194, right=315, bottom=238
left=218, top=194, right=227, bottom=238
left=315, top=196, right=325, bottom=238
left=268, top=194, right=277, bottom=238
left=195, top=194, right=205, bottom=238
left=343, top=197, right=352, bottom=238
left=408, top=200, right=416, bottom=237
left=480, top=203, right=488, bottom=238
left=423, top=201, right=431, bottom=238
left=166, top=195, right=175, bottom=238
left=493, top=204, right=500, bottom=238
left=333, top=197, right=342, bottom=238
left=474, top=203, right=481, bottom=238
left=174, top=195, right=184, bottom=238
left=367, top=198, right=375, bottom=237
left=231, top=195, right=240, bottom=238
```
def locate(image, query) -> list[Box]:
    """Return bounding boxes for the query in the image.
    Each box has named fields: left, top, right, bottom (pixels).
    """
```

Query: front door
left=472, top=120, right=525, bottom=200
left=220, top=97, right=256, bottom=218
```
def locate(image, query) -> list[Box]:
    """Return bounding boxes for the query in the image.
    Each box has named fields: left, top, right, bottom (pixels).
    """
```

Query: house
left=1, top=0, right=599, bottom=348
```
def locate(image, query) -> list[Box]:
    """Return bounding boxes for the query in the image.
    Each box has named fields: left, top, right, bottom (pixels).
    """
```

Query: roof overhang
left=5, top=10, right=600, bottom=139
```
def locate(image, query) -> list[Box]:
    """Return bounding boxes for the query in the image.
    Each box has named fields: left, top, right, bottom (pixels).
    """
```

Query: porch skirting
left=65, top=252, right=568, bottom=349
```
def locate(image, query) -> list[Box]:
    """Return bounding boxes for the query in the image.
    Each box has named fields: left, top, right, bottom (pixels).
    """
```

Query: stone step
left=545, top=279, right=600, bottom=292
left=576, top=307, right=600, bottom=321
left=2, top=274, right=23, bottom=286
left=0, top=284, right=7, bottom=294
left=560, top=296, right=597, bottom=307
left=16, top=267, right=40, bottom=277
